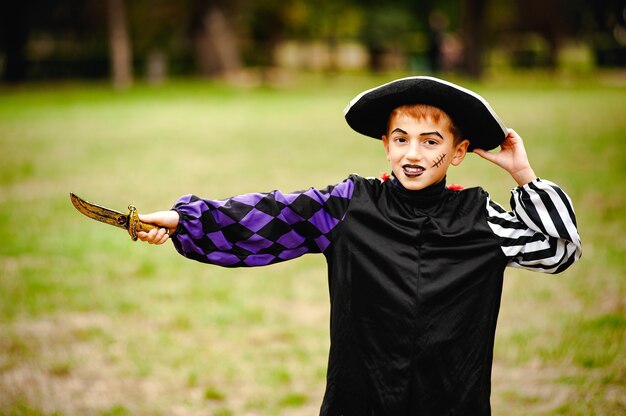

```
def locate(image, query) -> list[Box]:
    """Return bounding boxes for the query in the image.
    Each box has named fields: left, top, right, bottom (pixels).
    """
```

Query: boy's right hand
left=474, top=128, right=537, bottom=186
left=137, top=210, right=180, bottom=245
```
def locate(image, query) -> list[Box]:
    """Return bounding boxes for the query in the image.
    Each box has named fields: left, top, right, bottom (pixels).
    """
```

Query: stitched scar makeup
left=432, top=154, right=446, bottom=168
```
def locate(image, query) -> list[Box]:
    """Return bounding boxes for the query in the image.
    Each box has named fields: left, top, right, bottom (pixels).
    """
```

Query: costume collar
left=389, top=173, right=447, bottom=206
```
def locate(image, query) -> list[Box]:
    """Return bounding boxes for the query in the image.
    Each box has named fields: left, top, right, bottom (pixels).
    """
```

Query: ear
left=382, top=135, right=390, bottom=160
left=450, top=139, right=470, bottom=166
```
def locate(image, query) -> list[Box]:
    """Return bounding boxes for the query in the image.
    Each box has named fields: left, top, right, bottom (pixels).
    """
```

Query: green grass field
left=1, top=72, right=624, bottom=415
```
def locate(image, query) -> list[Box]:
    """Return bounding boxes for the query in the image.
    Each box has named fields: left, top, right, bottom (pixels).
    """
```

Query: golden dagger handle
left=127, top=205, right=158, bottom=241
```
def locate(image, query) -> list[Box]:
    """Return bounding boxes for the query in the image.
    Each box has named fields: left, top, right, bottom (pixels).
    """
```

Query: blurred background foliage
left=1, top=0, right=625, bottom=86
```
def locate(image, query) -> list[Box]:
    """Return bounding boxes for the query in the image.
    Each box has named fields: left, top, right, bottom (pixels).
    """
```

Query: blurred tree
left=127, top=0, right=189, bottom=80
left=510, top=0, right=565, bottom=68
left=1, top=0, right=112, bottom=82
left=1, top=2, right=29, bottom=82
left=349, top=0, right=420, bottom=72
left=107, top=0, right=133, bottom=88
left=271, top=0, right=363, bottom=72
left=583, top=0, right=626, bottom=66
left=188, top=0, right=242, bottom=78
left=489, top=0, right=625, bottom=69
left=460, top=0, right=488, bottom=78
left=239, top=0, right=292, bottom=69
left=409, top=0, right=462, bottom=73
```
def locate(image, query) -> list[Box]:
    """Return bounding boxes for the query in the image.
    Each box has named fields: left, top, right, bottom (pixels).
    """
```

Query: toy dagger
left=70, top=193, right=158, bottom=241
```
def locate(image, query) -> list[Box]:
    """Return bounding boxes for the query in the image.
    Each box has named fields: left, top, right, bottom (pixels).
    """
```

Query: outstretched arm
left=474, top=128, right=537, bottom=186
left=135, top=178, right=354, bottom=267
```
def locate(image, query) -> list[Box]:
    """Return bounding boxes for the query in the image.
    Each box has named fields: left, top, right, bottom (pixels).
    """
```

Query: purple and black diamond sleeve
left=170, top=178, right=355, bottom=267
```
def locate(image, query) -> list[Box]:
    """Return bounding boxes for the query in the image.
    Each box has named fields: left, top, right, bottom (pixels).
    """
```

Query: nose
left=405, top=140, right=422, bottom=161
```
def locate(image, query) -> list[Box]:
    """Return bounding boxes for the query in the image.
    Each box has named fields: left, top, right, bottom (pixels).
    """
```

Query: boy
left=137, top=76, right=581, bottom=415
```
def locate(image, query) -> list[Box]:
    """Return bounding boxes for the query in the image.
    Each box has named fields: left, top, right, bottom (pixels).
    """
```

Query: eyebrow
left=390, top=128, right=443, bottom=139
left=420, top=131, right=443, bottom=139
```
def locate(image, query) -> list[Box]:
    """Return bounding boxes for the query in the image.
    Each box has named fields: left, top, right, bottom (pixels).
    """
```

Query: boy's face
left=382, top=111, right=469, bottom=191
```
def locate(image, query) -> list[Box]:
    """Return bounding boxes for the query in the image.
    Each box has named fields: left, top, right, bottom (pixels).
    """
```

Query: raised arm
left=486, top=179, right=582, bottom=273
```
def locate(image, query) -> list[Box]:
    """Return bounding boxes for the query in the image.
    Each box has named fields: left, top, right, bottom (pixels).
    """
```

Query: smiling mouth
left=402, top=164, right=425, bottom=177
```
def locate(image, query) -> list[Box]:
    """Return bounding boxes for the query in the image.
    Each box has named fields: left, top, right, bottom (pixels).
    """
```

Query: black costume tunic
left=171, top=174, right=581, bottom=415
left=321, top=176, right=505, bottom=415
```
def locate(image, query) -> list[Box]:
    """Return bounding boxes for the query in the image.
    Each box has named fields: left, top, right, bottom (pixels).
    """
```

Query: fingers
left=473, top=147, right=497, bottom=163
left=503, top=129, right=525, bottom=149
left=137, top=227, right=170, bottom=245
left=474, top=128, right=522, bottom=160
left=506, top=128, right=521, bottom=140
left=138, top=210, right=180, bottom=231
left=138, top=212, right=159, bottom=223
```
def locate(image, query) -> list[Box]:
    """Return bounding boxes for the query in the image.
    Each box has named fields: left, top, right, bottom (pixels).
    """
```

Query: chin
left=398, top=177, right=428, bottom=191
left=405, top=183, right=428, bottom=191
left=396, top=171, right=444, bottom=190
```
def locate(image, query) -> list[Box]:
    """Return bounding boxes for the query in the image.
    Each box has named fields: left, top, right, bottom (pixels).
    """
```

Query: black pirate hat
left=344, top=76, right=507, bottom=151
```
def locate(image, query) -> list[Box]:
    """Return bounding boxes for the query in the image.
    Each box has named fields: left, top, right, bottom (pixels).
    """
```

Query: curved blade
left=70, top=193, right=129, bottom=230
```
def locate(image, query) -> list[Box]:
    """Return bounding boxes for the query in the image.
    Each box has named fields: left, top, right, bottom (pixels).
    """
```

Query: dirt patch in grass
left=0, top=310, right=328, bottom=415
left=1, top=313, right=163, bottom=415
left=492, top=359, right=626, bottom=415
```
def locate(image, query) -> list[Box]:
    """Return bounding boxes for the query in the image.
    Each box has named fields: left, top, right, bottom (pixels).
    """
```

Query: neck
left=390, top=174, right=447, bottom=205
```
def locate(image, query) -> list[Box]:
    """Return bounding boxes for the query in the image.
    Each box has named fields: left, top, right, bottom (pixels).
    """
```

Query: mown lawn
left=0, top=72, right=624, bottom=415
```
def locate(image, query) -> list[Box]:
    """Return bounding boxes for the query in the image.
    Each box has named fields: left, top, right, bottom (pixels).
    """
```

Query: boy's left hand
left=474, top=128, right=537, bottom=186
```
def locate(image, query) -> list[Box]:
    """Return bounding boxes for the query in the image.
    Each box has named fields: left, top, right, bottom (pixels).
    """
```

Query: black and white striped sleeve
left=486, top=178, right=582, bottom=274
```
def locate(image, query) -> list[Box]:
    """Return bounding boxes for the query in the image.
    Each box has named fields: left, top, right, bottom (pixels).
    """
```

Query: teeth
left=403, top=165, right=424, bottom=174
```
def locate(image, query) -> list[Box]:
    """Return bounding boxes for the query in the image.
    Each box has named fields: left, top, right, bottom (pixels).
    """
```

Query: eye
left=424, top=139, right=439, bottom=146
left=394, top=136, right=407, bottom=144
